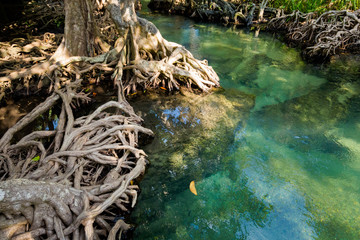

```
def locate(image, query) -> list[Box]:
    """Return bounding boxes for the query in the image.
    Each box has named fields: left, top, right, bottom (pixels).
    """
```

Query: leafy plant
left=268, top=0, right=360, bottom=13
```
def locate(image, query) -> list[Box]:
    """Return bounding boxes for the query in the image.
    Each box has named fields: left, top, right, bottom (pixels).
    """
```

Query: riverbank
left=1, top=1, right=360, bottom=239
left=148, top=0, right=360, bottom=62
left=0, top=0, right=220, bottom=239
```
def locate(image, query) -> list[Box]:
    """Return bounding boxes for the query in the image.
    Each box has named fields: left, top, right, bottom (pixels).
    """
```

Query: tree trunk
left=54, top=0, right=96, bottom=59
left=0, top=0, right=220, bottom=239
left=106, top=0, right=138, bottom=33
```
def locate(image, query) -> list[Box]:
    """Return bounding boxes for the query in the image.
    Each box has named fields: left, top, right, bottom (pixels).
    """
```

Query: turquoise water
left=130, top=11, right=360, bottom=240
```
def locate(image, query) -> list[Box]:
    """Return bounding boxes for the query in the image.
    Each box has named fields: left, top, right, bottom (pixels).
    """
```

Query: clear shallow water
left=130, top=10, right=360, bottom=240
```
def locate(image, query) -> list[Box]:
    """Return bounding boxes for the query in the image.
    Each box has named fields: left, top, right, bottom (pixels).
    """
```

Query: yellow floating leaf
left=189, top=180, right=197, bottom=195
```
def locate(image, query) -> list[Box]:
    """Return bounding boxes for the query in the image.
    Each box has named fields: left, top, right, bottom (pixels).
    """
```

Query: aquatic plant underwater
left=130, top=13, right=360, bottom=239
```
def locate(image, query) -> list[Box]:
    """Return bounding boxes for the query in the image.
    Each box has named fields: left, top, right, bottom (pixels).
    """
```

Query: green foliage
left=53, top=18, right=64, bottom=28
left=32, top=156, right=40, bottom=162
left=268, top=0, right=360, bottom=13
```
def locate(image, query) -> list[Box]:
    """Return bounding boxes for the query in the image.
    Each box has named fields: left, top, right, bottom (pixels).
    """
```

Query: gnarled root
left=268, top=9, right=360, bottom=59
left=149, top=0, right=278, bottom=26
left=122, top=47, right=218, bottom=93
left=0, top=1, right=220, bottom=238
left=1, top=3, right=220, bottom=99
left=0, top=79, right=153, bottom=239
left=106, top=13, right=220, bottom=94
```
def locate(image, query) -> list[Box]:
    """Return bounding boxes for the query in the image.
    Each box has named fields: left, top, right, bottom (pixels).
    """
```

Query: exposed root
left=1, top=0, right=220, bottom=99
left=0, top=33, right=61, bottom=97
left=104, top=0, right=220, bottom=93
left=0, top=0, right=220, bottom=238
left=0, top=1, right=65, bottom=42
left=122, top=45, right=219, bottom=93
left=149, top=0, right=279, bottom=26
left=0, top=79, right=153, bottom=239
left=0, top=15, right=219, bottom=99
left=268, top=9, right=360, bottom=59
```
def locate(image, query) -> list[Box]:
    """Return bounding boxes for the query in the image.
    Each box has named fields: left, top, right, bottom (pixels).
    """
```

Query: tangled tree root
left=0, top=0, right=65, bottom=42
left=0, top=0, right=220, bottom=238
left=0, top=32, right=61, bottom=98
left=148, top=0, right=279, bottom=26
left=268, top=9, right=360, bottom=59
left=0, top=14, right=219, bottom=100
left=1, top=0, right=221, bottom=100
left=0, top=78, right=154, bottom=239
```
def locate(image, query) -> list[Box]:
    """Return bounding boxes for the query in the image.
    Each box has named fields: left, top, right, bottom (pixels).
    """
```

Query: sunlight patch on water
left=238, top=125, right=360, bottom=239
left=132, top=9, right=360, bottom=240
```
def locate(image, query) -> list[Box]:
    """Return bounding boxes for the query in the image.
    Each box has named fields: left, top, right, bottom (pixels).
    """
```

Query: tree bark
left=106, top=0, right=138, bottom=33
left=55, top=0, right=96, bottom=59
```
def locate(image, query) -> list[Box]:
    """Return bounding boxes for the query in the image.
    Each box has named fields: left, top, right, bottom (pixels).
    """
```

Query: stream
left=128, top=7, right=360, bottom=240
left=1, top=6, right=360, bottom=240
